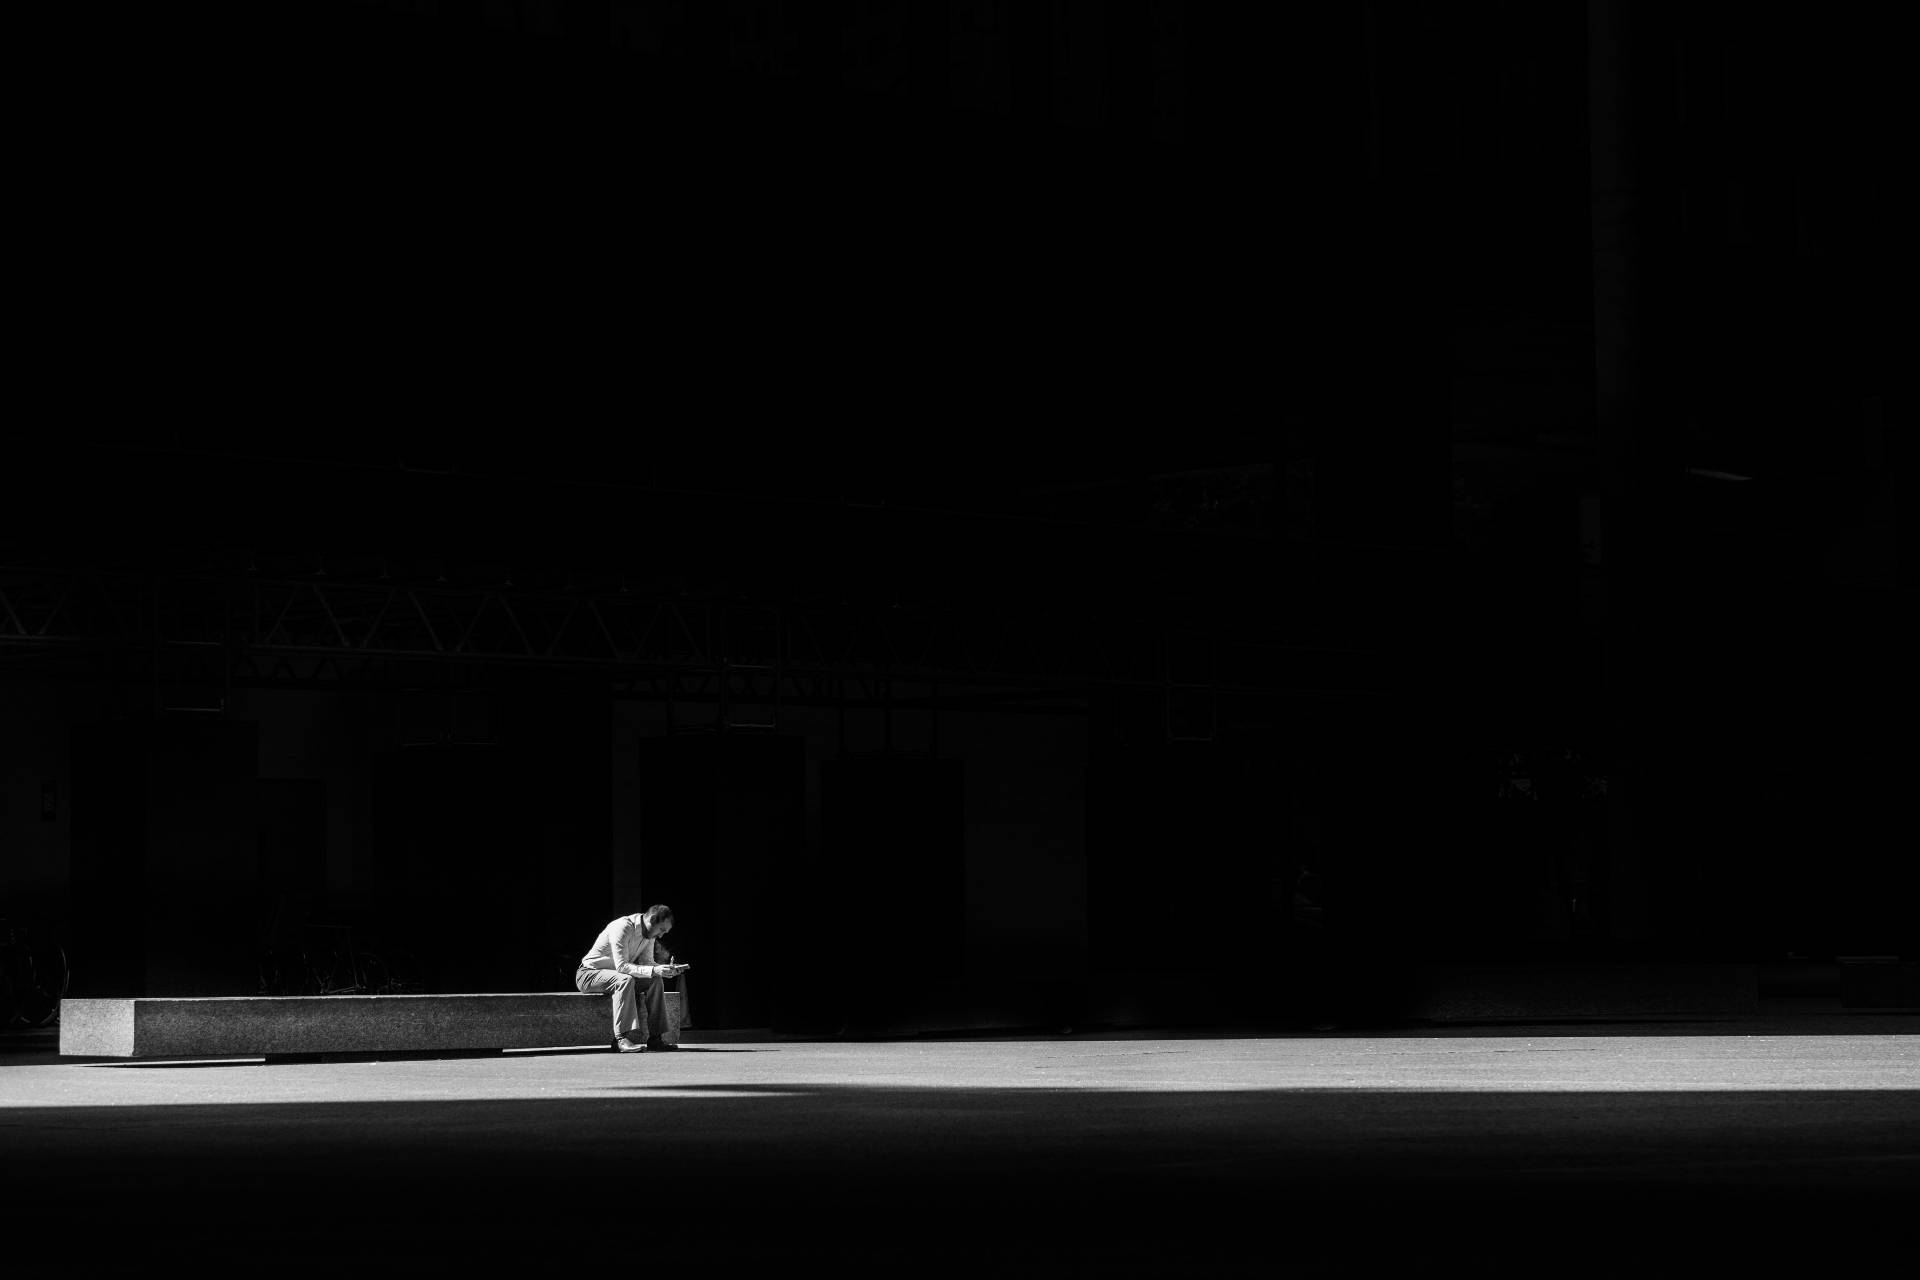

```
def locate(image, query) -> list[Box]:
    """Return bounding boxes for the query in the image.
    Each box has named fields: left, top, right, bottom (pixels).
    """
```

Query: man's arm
left=608, top=924, right=658, bottom=980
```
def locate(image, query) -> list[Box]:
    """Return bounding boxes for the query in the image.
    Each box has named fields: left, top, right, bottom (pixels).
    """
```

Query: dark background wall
left=3, top=1, right=1904, bottom=1026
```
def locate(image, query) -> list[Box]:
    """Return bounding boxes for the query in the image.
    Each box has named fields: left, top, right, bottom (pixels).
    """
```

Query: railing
left=0, top=567, right=1393, bottom=732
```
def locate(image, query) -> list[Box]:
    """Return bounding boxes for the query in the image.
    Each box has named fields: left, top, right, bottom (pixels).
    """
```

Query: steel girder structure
left=0, top=567, right=1386, bottom=728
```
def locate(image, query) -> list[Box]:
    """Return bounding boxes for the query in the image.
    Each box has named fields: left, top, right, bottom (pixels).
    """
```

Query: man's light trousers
left=575, top=965, right=667, bottom=1043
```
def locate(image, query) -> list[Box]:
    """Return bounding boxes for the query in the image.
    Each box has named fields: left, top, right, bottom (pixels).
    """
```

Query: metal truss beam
left=1, top=568, right=1388, bottom=708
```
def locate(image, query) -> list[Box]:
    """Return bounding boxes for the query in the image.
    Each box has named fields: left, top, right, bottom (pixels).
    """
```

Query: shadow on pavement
left=4, top=1082, right=1915, bottom=1273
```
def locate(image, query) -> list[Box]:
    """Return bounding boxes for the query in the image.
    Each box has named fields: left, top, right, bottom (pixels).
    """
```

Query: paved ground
left=5, top=1017, right=1917, bottom=1274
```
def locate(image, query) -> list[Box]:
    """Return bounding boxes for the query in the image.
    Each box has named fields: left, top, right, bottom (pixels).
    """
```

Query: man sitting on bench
left=576, top=904, right=688, bottom=1053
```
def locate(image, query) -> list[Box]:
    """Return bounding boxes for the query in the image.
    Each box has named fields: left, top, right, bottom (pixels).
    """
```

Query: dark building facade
left=2, top=3, right=1903, bottom=1028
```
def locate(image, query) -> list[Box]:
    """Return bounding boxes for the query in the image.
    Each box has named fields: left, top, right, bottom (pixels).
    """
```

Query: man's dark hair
left=643, top=904, right=674, bottom=927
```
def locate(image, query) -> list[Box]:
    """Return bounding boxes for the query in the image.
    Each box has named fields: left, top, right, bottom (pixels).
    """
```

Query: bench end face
left=58, top=999, right=138, bottom=1058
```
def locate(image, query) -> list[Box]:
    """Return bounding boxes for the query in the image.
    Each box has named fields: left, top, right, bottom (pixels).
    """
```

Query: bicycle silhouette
left=1, top=917, right=70, bottom=1029
left=259, top=923, right=419, bottom=997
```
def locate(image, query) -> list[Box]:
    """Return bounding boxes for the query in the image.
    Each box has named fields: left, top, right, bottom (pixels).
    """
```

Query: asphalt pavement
left=5, top=1017, right=1917, bottom=1274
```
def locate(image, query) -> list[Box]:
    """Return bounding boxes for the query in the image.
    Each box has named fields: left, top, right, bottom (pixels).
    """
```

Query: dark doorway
left=822, top=753, right=966, bottom=1033
left=369, top=743, right=530, bottom=990
left=68, top=719, right=151, bottom=997
left=256, top=779, right=326, bottom=897
left=636, top=733, right=806, bottom=1031
left=254, top=776, right=327, bottom=977
left=1086, top=690, right=1297, bottom=1023
left=68, top=716, right=259, bottom=997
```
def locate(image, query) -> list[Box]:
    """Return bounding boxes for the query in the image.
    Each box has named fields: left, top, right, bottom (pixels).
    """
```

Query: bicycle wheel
left=0, top=963, right=18, bottom=1031
left=392, top=950, right=423, bottom=994
left=371, top=948, right=416, bottom=994
left=299, top=951, right=330, bottom=996
left=22, top=946, right=68, bottom=1027
left=360, top=950, right=391, bottom=995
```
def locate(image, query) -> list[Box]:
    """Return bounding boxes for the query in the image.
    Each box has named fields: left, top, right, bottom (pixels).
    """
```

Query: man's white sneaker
left=614, top=1036, right=648, bottom=1053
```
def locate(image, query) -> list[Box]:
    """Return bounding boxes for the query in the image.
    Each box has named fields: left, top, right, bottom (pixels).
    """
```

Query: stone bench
left=58, top=991, right=683, bottom=1061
